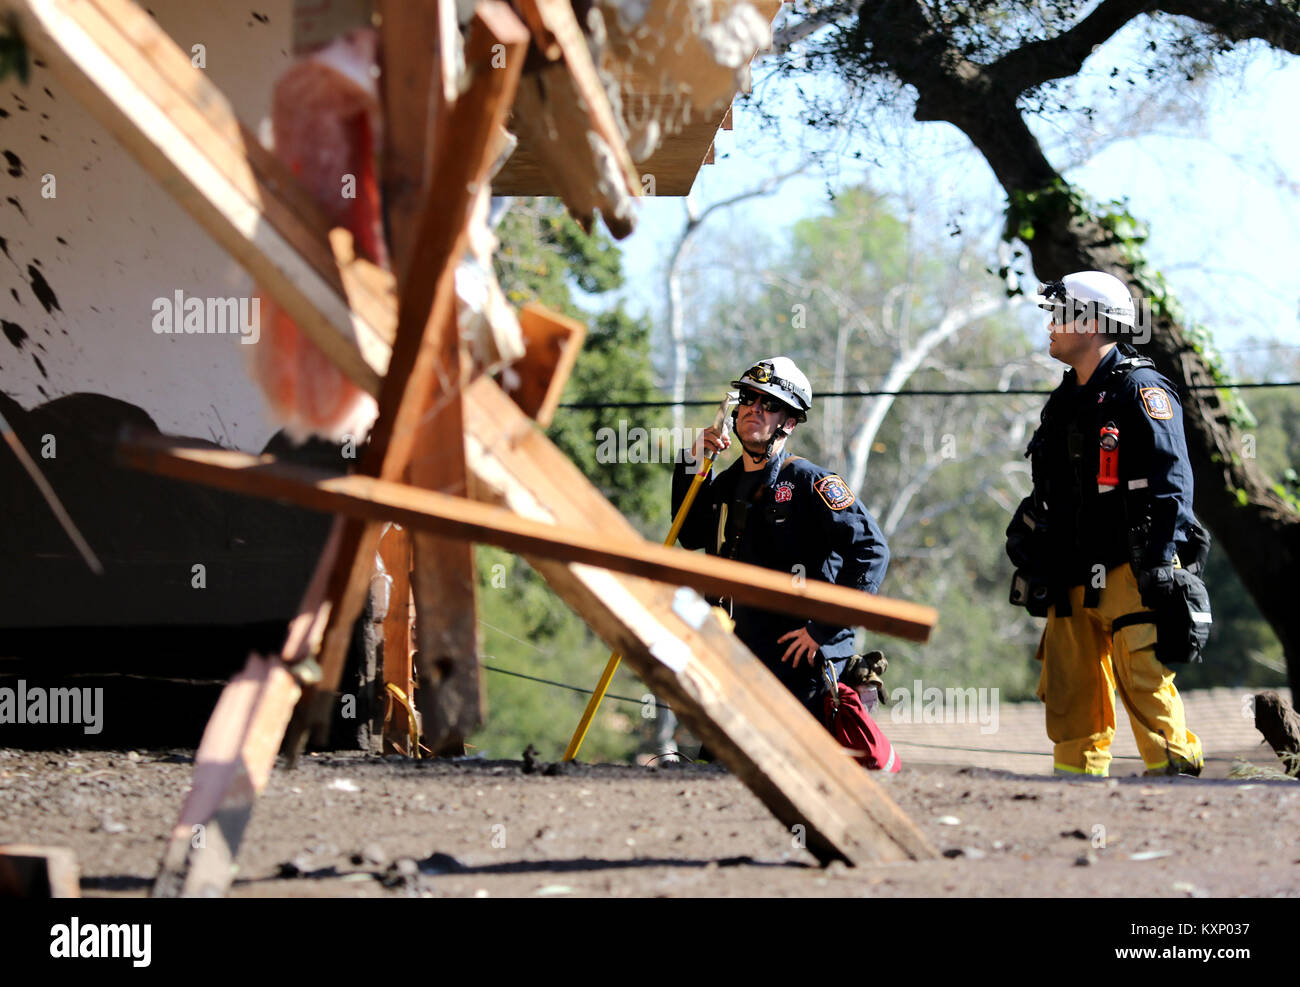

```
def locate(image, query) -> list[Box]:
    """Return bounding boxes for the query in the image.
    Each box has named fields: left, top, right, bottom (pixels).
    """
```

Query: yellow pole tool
left=562, top=391, right=738, bottom=762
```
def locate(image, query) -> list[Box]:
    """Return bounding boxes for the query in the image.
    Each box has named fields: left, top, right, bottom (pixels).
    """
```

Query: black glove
left=1006, top=498, right=1043, bottom=570
left=1136, top=565, right=1176, bottom=610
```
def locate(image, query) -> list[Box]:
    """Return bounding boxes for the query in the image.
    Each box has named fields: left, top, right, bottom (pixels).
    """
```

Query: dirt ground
left=2, top=746, right=1298, bottom=898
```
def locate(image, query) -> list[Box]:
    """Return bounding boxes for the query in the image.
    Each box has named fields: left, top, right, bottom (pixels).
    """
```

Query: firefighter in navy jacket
left=1006, top=272, right=1204, bottom=777
left=671, top=357, right=890, bottom=716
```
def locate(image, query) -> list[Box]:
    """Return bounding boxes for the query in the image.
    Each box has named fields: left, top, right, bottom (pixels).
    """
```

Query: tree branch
left=845, top=293, right=1009, bottom=494
left=991, top=0, right=1156, bottom=94
left=1156, top=0, right=1300, bottom=55
left=665, top=167, right=807, bottom=431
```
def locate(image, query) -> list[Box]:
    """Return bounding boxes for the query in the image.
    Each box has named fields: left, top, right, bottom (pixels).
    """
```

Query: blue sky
left=607, top=27, right=1300, bottom=380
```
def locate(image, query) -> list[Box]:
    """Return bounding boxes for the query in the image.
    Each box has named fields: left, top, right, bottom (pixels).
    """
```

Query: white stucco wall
left=0, top=0, right=303, bottom=450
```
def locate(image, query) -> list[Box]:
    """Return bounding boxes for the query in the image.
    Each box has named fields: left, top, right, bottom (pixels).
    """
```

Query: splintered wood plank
left=155, top=496, right=338, bottom=897
left=298, top=1, right=527, bottom=751
left=507, top=304, right=587, bottom=428
left=502, top=0, right=641, bottom=235
left=153, top=653, right=302, bottom=898
left=11, top=0, right=393, bottom=393
left=116, top=433, right=938, bottom=642
left=518, top=0, right=640, bottom=196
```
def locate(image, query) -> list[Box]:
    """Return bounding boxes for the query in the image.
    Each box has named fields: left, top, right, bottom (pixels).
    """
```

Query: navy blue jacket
left=672, top=447, right=889, bottom=707
left=1025, top=344, right=1196, bottom=587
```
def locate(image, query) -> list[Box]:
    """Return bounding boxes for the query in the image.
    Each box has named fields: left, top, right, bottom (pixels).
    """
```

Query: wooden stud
left=378, top=0, right=483, bottom=758
left=377, top=524, right=415, bottom=753
left=380, top=0, right=448, bottom=286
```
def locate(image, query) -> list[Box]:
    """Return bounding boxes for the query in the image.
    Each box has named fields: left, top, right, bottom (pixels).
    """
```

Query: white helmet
left=1036, top=271, right=1136, bottom=328
left=731, top=356, right=813, bottom=422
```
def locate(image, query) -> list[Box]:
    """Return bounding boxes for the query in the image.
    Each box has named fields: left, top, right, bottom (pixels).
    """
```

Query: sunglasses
left=737, top=388, right=791, bottom=414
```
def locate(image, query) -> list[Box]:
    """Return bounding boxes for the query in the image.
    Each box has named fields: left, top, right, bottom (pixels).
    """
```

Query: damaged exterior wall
left=0, top=2, right=379, bottom=750
left=0, top=0, right=299, bottom=451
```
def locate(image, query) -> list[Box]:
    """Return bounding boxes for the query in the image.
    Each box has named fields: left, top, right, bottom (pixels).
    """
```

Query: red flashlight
left=1098, top=422, right=1119, bottom=487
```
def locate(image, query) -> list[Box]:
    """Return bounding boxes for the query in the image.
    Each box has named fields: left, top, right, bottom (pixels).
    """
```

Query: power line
left=481, top=661, right=670, bottom=711
left=558, top=380, right=1300, bottom=411
left=661, top=343, right=1300, bottom=395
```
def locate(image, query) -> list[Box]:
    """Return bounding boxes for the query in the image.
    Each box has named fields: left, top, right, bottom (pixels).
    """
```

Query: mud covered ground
left=2, top=747, right=1298, bottom=898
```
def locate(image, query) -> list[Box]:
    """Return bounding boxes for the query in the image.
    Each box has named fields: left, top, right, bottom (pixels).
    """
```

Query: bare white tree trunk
left=664, top=169, right=808, bottom=433
left=666, top=198, right=697, bottom=434
left=845, top=294, right=1008, bottom=494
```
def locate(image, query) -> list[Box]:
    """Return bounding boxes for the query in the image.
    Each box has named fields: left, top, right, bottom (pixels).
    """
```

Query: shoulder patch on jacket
left=814, top=474, right=855, bottom=511
left=1140, top=387, right=1173, bottom=420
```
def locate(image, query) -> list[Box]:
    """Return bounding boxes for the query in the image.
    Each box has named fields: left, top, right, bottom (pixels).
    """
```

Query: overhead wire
left=558, top=379, right=1300, bottom=411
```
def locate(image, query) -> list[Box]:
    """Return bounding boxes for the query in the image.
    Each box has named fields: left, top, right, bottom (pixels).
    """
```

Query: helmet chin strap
left=749, top=423, right=790, bottom=464
left=732, top=403, right=794, bottom=464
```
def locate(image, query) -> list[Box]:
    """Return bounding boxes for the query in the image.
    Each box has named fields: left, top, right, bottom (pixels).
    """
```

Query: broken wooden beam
left=117, top=433, right=937, bottom=643
left=152, top=653, right=302, bottom=898
left=506, top=0, right=641, bottom=236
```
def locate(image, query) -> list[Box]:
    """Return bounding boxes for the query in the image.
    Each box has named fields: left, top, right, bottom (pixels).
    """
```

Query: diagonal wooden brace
left=116, top=432, right=939, bottom=641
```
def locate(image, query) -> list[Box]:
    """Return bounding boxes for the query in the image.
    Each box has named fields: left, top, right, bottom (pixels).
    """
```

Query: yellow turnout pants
left=1035, top=564, right=1203, bottom=777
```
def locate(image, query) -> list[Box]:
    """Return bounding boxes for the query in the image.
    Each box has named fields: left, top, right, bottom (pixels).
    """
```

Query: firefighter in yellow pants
left=1035, top=564, right=1202, bottom=776
left=1007, top=272, right=1208, bottom=779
